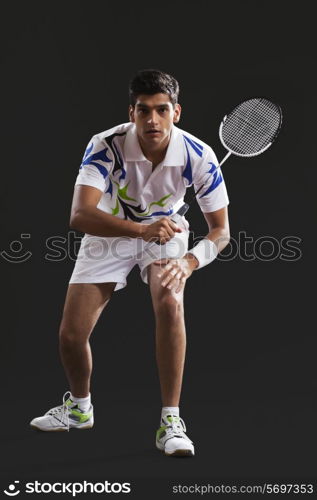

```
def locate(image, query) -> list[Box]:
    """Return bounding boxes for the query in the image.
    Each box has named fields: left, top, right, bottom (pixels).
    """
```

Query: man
left=30, top=69, right=230, bottom=457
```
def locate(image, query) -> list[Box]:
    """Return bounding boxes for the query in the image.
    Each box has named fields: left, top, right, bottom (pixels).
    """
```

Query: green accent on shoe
left=65, top=399, right=73, bottom=407
left=167, top=416, right=179, bottom=423
left=156, top=425, right=168, bottom=440
left=70, top=408, right=93, bottom=423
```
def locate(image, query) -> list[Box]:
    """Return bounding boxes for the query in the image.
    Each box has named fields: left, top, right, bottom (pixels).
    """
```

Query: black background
left=1, top=1, right=316, bottom=498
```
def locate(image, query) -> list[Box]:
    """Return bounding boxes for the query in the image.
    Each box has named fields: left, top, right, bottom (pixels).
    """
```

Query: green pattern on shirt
left=111, top=181, right=172, bottom=218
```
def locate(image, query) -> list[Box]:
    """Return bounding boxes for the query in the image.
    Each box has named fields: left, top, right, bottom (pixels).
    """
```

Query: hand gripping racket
left=169, top=97, right=283, bottom=226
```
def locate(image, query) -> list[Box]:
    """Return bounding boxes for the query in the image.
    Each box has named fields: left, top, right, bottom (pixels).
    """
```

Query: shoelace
left=165, top=416, right=188, bottom=439
left=46, top=391, right=72, bottom=431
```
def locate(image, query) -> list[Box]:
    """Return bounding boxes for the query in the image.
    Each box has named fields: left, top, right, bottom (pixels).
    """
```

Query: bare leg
left=59, top=282, right=116, bottom=398
left=148, top=265, right=186, bottom=407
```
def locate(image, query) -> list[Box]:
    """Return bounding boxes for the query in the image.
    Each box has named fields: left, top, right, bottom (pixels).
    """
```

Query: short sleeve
left=75, top=135, right=113, bottom=192
left=193, top=147, right=229, bottom=213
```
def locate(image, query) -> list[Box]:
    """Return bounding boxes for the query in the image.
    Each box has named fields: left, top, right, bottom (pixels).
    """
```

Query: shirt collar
left=123, top=123, right=184, bottom=166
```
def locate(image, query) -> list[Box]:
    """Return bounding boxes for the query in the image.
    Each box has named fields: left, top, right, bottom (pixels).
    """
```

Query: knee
left=155, top=294, right=183, bottom=322
left=59, top=322, right=88, bottom=347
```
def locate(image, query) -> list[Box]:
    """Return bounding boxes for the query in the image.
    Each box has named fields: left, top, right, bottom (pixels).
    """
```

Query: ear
left=173, top=103, right=181, bottom=123
left=129, top=105, right=135, bottom=123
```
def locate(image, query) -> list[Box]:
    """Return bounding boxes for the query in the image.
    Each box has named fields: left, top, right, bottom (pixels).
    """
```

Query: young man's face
left=129, top=93, right=181, bottom=152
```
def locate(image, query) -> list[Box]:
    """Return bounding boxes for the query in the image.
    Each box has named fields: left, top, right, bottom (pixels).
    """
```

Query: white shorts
left=69, top=218, right=190, bottom=291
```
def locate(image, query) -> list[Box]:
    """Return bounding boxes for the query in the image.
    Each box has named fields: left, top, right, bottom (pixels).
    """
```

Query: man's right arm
left=70, top=185, right=182, bottom=242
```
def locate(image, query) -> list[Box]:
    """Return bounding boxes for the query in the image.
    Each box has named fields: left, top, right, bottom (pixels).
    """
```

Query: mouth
left=146, top=130, right=161, bottom=135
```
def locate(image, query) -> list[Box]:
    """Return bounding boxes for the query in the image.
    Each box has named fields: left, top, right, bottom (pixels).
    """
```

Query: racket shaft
left=219, top=151, right=232, bottom=167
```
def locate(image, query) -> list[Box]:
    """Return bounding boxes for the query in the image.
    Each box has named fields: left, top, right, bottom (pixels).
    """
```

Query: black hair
left=129, top=69, right=179, bottom=106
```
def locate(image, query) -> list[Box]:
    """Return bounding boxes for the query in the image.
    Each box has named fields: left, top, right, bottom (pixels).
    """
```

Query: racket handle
left=172, top=202, right=189, bottom=219
left=154, top=203, right=190, bottom=245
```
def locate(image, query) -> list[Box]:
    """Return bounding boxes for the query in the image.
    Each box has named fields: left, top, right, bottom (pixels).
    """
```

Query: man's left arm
left=155, top=207, right=230, bottom=292
left=186, top=206, right=230, bottom=270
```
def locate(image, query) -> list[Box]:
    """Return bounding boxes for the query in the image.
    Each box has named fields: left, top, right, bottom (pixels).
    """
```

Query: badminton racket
left=171, top=97, right=282, bottom=222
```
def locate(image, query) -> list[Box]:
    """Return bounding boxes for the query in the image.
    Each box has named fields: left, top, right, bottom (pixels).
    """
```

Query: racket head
left=219, top=98, right=282, bottom=158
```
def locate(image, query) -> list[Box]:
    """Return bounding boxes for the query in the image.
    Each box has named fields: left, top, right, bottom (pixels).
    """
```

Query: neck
left=144, top=148, right=167, bottom=168
left=139, top=132, right=171, bottom=167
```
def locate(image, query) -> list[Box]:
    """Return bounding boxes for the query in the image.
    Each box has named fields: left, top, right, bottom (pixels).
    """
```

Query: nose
left=147, top=110, right=159, bottom=125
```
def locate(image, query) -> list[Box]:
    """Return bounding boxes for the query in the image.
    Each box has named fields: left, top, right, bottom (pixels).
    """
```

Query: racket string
left=221, top=98, right=281, bottom=155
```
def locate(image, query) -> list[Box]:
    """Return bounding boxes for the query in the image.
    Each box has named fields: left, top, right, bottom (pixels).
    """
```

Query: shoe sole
left=30, top=424, right=93, bottom=432
left=156, top=443, right=194, bottom=457
left=165, top=449, right=194, bottom=457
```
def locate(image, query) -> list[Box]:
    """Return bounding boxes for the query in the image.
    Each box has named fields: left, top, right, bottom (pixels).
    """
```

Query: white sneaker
left=30, top=392, right=94, bottom=432
left=156, top=414, right=194, bottom=456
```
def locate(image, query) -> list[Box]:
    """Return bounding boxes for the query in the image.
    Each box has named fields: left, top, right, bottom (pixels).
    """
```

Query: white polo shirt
left=75, top=122, right=229, bottom=222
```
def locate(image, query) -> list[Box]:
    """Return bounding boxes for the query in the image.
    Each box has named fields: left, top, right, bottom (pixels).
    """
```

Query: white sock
left=70, top=393, right=91, bottom=412
left=161, top=406, right=179, bottom=422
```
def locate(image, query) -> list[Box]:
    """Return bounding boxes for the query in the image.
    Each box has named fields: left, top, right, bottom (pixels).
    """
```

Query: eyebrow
left=135, top=103, right=171, bottom=109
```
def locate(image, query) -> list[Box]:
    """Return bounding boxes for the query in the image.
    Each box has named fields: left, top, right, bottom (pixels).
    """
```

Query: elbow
left=69, top=210, right=83, bottom=231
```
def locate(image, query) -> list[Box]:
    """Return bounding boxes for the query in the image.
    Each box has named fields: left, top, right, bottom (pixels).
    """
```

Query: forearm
left=70, top=206, right=144, bottom=238
left=205, top=226, right=230, bottom=253
left=184, top=226, right=230, bottom=270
